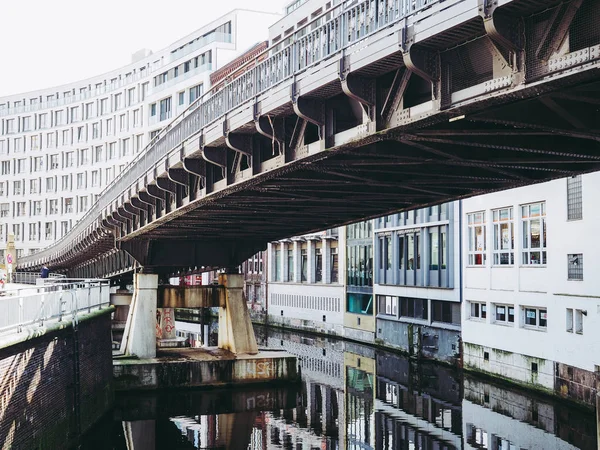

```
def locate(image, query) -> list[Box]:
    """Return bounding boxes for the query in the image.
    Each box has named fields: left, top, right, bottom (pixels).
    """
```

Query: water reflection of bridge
left=102, top=327, right=597, bottom=449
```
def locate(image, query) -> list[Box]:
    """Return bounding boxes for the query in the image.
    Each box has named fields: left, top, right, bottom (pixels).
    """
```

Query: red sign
left=6, top=254, right=12, bottom=264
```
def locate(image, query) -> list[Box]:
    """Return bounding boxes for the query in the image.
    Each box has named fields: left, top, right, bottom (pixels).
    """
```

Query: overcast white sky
left=0, top=0, right=289, bottom=97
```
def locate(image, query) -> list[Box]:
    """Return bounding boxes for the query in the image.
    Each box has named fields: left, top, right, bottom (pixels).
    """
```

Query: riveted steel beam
left=292, top=82, right=325, bottom=127
left=535, top=0, right=583, bottom=61
left=225, top=132, right=253, bottom=158
left=340, top=58, right=376, bottom=109
left=168, top=167, right=189, bottom=187
left=156, top=177, right=178, bottom=195
left=381, top=67, right=412, bottom=126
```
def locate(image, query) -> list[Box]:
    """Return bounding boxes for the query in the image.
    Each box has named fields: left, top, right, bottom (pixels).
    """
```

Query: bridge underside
left=119, top=74, right=600, bottom=273
left=20, top=0, right=600, bottom=277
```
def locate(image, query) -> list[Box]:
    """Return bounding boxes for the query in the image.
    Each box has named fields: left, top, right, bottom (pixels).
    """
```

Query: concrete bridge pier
left=120, top=273, right=158, bottom=359
left=218, top=273, right=258, bottom=355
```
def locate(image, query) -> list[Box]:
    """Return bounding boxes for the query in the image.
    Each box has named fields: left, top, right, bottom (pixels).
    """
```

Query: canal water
left=81, top=323, right=598, bottom=449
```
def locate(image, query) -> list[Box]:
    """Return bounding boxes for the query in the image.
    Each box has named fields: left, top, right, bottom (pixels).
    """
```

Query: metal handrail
left=19, top=0, right=444, bottom=267
left=0, top=279, right=110, bottom=335
left=11, top=271, right=65, bottom=285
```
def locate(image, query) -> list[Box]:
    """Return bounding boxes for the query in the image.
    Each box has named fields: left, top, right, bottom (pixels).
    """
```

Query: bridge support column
left=121, top=273, right=158, bottom=359
left=218, top=273, right=258, bottom=355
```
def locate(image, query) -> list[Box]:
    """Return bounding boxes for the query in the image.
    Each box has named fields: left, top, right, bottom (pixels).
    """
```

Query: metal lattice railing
left=0, top=279, right=110, bottom=335
left=20, top=0, right=447, bottom=267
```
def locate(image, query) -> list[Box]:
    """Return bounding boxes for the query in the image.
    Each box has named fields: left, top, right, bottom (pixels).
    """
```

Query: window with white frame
left=32, top=200, right=42, bottom=215
left=523, top=306, right=547, bottom=329
left=521, top=202, right=546, bottom=265
left=469, top=301, right=487, bottom=320
left=493, top=304, right=515, bottom=324
left=567, top=175, right=582, bottom=220
left=566, top=308, right=573, bottom=332
left=467, top=212, right=486, bottom=265
left=575, top=309, right=584, bottom=334
left=30, top=179, right=39, bottom=194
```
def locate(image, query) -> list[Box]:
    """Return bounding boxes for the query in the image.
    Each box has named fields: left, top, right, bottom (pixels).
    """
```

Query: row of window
left=374, top=204, right=450, bottom=231
left=468, top=301, right=585, bottom=334
left=377, top=295, right=461, bottom=325
left=467, top=202, right=547, bottom=266
left=0, top=137, right=142, bottom=178
left=0, top=114, right=144, bottom=156
left=0, top=90, right=147, bottom=136
left=0, top=166, right=123, bottom=201
left=0, top=219, right=74, bottom=245
left=272, top=242, right=339, bottom=283
left=0, top=68, right=151, bottom=117
left=0, top=195, right=95, bottom=219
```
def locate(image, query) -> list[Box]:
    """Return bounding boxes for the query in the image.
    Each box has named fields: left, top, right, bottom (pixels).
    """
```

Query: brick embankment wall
left=0, top=308, right=114, bottom=450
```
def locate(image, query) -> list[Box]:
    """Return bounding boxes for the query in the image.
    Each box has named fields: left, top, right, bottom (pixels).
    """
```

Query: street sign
left=6, top=253, right=12, bottom=264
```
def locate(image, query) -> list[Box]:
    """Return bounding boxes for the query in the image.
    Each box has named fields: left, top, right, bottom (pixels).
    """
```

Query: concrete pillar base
left=218, top=273, right=258, bottom=355
left=120, top=273, right=158, bottom=359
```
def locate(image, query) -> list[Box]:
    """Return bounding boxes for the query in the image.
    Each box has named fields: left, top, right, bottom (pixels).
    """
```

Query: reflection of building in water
left=375, top=350, right=463, bottom=449
left=462, top=376, right=597, bottom=450
left=265, top=331, right=344, bottom=448
left=344, top=346, right=376, bottom=449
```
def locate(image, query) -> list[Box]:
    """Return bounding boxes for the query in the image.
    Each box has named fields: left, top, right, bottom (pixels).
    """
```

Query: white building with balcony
left=0, top=9, right=280, bottom=262
left=461, top=172, right=600, bottom=407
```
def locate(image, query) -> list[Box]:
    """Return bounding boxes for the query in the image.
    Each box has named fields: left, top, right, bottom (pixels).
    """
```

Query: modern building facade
left=0, top=9, right=279, bottom=262
left=462, top=173, right=600, bottom=406
left=373, top=203, right=462, bottom=363
left=267, top=229, right=344, bottom=335
left=344, top=221, right=375, bottom=343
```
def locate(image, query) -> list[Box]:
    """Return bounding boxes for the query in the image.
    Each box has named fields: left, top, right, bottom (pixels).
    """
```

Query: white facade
left=462, top=173, right=600, bottom=395
left=0, top=9, right=279, bottom=261
left=267, top=229, right=345, bottom=334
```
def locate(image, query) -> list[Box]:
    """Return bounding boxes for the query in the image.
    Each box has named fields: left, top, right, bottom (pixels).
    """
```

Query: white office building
left=462, top=172, right=600, bottom=406
left=0, top=9, right=279, bottom=262
left=267, top=229, right=344, bottom=335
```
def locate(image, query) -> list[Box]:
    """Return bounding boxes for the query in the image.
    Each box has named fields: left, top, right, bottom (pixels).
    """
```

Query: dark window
left=432, top=301, right=460, bottom=325
left=399, top=297, right=428, bottom=320
left=315, top=248, right=322, bottom=282
left=301, top=248, right=307, bottom=282
left=568, top=253, right=583, bottom=280
left=398, top=236, right=404, bottom=270
left=331, top=249, right=338, bottom=283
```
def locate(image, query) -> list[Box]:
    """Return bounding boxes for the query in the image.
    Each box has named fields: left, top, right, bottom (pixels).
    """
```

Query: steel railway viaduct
left=18, top=0, right=600, bottom=278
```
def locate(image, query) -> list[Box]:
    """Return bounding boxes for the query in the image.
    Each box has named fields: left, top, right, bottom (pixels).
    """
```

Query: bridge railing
left=20, top=0, right=445, bottom=267
left=11, top=271, right=66, bottom=285
left=0, top=279, right=110, bottom=336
